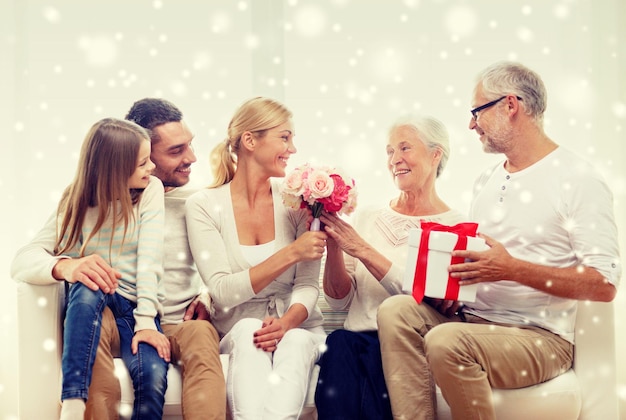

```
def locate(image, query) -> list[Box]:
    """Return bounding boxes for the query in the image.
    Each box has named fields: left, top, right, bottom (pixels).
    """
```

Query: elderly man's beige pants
left=377, top=295, right=573, bottom=420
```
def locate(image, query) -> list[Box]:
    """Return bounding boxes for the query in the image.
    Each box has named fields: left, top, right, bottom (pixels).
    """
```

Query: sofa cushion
left=434, top=369, right=581, bottom=420
left=115, top=353, right=318, bottom=420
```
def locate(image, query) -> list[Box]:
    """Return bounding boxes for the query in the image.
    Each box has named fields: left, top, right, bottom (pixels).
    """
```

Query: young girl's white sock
left=60, top=398, right=86, bottom=420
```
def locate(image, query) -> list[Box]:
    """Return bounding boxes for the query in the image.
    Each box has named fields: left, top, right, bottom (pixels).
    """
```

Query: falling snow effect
left=2, top=0, right=625, bottom=418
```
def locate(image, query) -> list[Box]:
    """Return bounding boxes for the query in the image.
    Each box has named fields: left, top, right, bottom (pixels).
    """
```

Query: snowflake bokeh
left=1, top=0, right=625, bottom=418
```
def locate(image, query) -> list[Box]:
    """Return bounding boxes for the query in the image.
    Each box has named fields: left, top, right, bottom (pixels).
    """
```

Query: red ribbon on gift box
left=412, top=222, right=479, bottom=303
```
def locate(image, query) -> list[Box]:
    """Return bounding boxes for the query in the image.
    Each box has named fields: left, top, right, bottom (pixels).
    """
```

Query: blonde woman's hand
left=253, top=316, right=287, bottom=352
left=132, top=329, right=171, bottom=362
left=291, top=231, right=327, bottom=262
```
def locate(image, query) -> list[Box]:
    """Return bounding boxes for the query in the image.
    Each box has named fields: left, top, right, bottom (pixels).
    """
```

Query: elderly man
left=376, top=61, right=621, bottom=420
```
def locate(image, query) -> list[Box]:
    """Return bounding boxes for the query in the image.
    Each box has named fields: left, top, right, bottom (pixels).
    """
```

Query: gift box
left=402, top=222, right=487, bottom=303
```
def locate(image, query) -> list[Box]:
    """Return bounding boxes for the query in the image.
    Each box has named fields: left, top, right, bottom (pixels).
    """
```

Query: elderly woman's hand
left=320, top=212, right=367, bottom=258
left=424, top=297, right=464, bottom=318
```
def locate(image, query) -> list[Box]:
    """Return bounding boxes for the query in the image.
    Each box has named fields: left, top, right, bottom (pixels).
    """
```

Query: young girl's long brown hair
left=54, top=118, right=150, bottom=257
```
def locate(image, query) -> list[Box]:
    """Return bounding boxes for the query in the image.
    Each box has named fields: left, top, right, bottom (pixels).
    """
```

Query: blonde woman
left=185, top=97, right=327, bottom=419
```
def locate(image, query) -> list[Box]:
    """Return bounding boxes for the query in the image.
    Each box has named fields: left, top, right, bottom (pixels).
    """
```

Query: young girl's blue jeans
left=61, top=282, right=168, bottom=419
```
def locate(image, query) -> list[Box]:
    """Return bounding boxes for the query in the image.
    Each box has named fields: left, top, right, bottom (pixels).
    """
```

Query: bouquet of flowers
left=281, top=163, right=358, bottom=231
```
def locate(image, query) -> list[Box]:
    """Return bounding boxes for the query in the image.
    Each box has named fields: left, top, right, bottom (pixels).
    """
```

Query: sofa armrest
left=574, top=300, right=618, bottom=420
left=17, top=281, right=65, bottom=420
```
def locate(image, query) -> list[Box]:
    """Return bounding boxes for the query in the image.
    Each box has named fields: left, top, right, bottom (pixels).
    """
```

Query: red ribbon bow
left=412, top=222, right=479, bottom=303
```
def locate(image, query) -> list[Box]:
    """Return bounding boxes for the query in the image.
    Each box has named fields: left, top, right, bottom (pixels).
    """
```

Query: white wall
left=2, top=0, right=625, bottom=418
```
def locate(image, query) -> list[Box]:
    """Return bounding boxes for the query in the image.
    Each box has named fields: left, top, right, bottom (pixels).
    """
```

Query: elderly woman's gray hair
left=389, top=115, right=450, bottom=178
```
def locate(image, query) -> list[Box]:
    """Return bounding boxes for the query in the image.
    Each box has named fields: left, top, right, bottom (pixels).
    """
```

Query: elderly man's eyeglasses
left=470, top=96, right=522, bottom=121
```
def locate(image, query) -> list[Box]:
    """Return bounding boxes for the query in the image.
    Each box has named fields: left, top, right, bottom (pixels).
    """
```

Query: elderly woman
left=314, top=115, right=464, bottom=420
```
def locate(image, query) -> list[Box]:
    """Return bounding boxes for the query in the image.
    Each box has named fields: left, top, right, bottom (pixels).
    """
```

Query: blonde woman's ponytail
left=209, top=139, right=237, bottom=188
left=209, top=97, right=292, bottom=188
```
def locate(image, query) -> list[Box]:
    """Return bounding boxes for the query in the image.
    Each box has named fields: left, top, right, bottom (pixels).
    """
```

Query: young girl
left=56, top=118, right=169, bottom=419
left=186, top=97, right=327, bottom=419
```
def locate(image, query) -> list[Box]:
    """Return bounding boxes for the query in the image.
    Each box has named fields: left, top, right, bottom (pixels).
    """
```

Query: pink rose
left=306, top=169, right=334, bottom=202
left=281, top=164, right=311, bottom=209
left=282, top=167, right=306, bottom=196
left=281, top=163, right=358, bottom=221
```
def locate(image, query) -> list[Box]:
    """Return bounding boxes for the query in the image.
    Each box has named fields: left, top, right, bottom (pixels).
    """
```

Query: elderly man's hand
left=448, top=233, right=515, bottom=285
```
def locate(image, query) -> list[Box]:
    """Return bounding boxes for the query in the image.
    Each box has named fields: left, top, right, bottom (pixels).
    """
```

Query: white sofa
left=17, top=281, right=619, bottom=419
